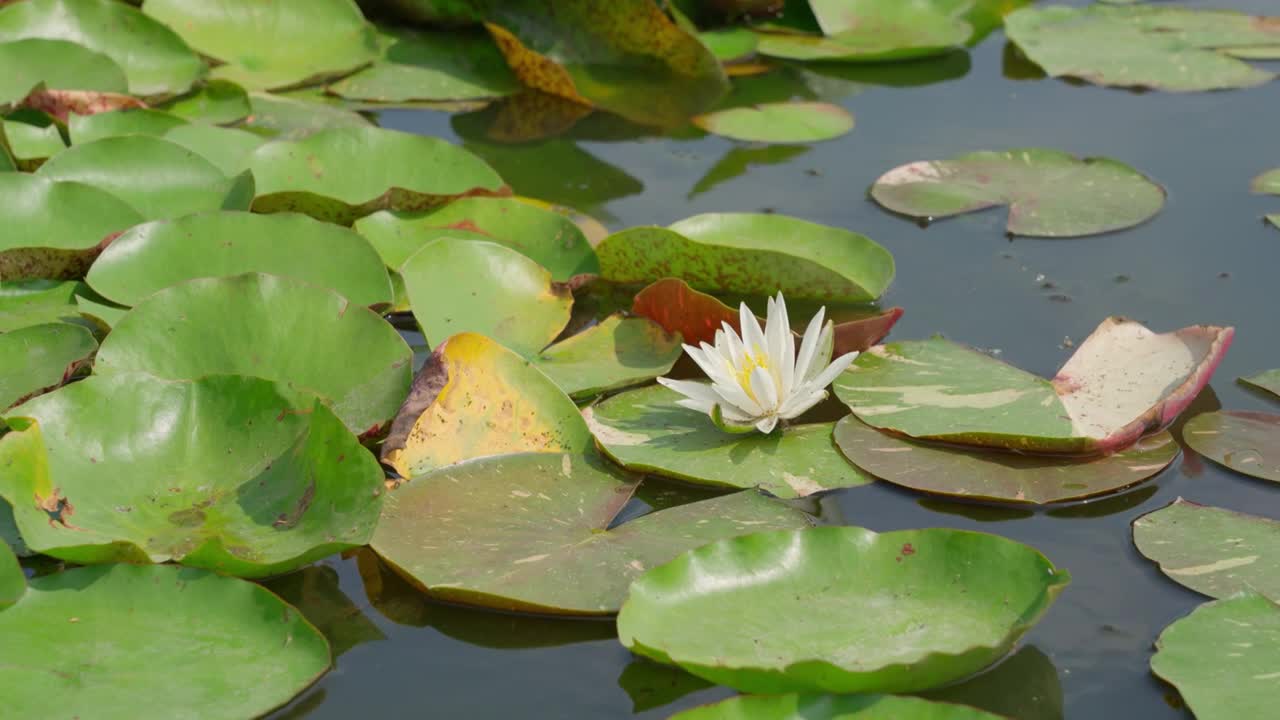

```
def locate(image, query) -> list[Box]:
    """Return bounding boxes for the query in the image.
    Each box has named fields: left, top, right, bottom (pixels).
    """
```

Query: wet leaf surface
left=0, top=322, right=96, bottom=411
left=1182, top=410, right=1280, bottom=484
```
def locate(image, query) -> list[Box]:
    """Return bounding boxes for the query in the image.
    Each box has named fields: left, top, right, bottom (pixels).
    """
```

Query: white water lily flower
left=657, top=292, right=859, bottom=434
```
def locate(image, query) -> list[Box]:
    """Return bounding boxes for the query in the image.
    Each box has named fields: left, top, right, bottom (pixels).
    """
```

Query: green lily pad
left=144, top=0, right=379, bottom=91
left=870, top=149, right=1166, bottom=237
left=699, top=27, right=759, bottom=63
left=1151, top=593, right=1280, bottom=720
left=618, top=526, right=1068, bottom=693
left=0, top=373, right=385, bottom=577
left=94, top=273, right=411, bottom=435
left=0, top=563, right=331, bottom=718
left=36, top=135, right=252, bottom=220
left=160, top=123, right=267, bottom=176
left=247, top=126, right=505, bottom=224
left=0, top=323, right=96, bottom=410
left=0, top=0, right=205, bottom=97
left=329, top=28, right=518, bottom=102
left=586, top=384, right=871, bottom=498
left=353, top=196, right=598, bottom=280
left=834, top=416, right=1178, bottom=505
left=0, top=539, right=20, bottom=609
left=759, top=0, right=971, bottom=62
left=2, top=117, right=65, bottom=170
left=381, top=332, right=594, bottom=479
left=157, top=80, right=252, bottom=125
left=0, top=172, right=143, bottom=279
left=1254, top=169, right=1280, bottom=228
left=533, top=315, right=682, bottom=401
left=1240, top=368, right=1280, bottom=399
left=670, top=693, right=1004, bottom=720
left=372, top=451, right=811, bottom=615
left=67, top=108, right=187, bottom=145
left=835, top=317, right=1232, bottom=454
left=243, top=91, right=373, bottom=139
left=0, top=503, right=23, bottom=558
left=0, top=280, right=83, bottom=332
left=694, top=102, right=853, bottom=144
left=86, top=211, right=392, bottom=308
left=400, top=238, right=572, bottom=355
left=1005, top=5, right=1278, bottom=93
left=1134, top=498, right=1280, bottom=602
left=1182, top=411, right=1280, bottom=484
left=0, top=38, right=127, bottom=106
left=598, top=213, right=894, bottom=302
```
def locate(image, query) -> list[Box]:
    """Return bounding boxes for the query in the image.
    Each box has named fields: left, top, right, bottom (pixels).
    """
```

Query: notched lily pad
left=694, top=102, right=853, bottom=144
left=0, top=323, right=96, bottom=411
left=371, top=452, right=811, bottom=615
left=671, top=693, right=1004, bottom=720
left=0, top=373, right=385, bottom=577
left=836, top=317, right=1232, bottom=454
left=1182, top=411, right=1280, bottom=484
left=618, top=526, right=1069, bottom=693
left=534, top=315, right=682, bottom=401
left=871, top=149, right=1166, bottom=237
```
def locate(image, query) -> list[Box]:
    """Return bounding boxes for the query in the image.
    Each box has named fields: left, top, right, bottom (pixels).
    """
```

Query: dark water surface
left=273, top=1, right=1280, bottom=716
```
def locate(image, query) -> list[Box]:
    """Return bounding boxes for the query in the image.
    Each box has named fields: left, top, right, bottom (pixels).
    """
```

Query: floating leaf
left=834, top=416, right=1177, bottom=505
left=371, top=452, right=811, bottom=615
left=86, top=211, right=392, bottom=308
left=0, top=0, right=205, bottom=97
left=0, top=502, right=23, bottom=558
left=94, top=273, right=411, bottom=435
left=3, top=116, right=65, bottom=170
left=1254, top=168, right=1280, bottom=228
left=37, top=135, right=251, bottom=220
left=381, top=333, right=593, bottom=479
left=0, top=280, right=82, bottom=332
left=144, top=0, right=379, bottom=91
left=262, top=565, right=385, bottom=659
left=67, top=108, right=187, bottom=145
left=157, top=80, right=251, bottom=125
left=160, top=124, right=267, bottom=176
left=587, top=384, right=871, bottom=498
left=1240, top=368, right=1280, bottom=399
left=0, top=323, right=96, bottom=410
left=618, top=526, right=1068, bottom=693
left=871, top=149, right=1165, bottom=237
left=0, top=38, right=127, bottom=106
left=0, top=563, right=330, bottom=717
left=670, top=693, right=1004, bottom=720
left=1182, top=411, right=1280, bottom=484
left=1134, top=498, right=1280, bottom=602
left=243, top=91, right=373, bottom=139
left=0, top=540, right=20, bottom=609
left=836, top=317, right=1232, bottom=454
left=694, top=102, right=853, bottom=144
left=0, top=373, right=385, bottom=577
left=1151, top=593, right=1280, bottom=720
left=329, top=28, right=518, bottom=102
left=354, top=196, right=598, bottom=280
left=247, top=126, right=505, bottom=224
left=759, top=0, right=971, bottom=62
left=1005, top=6, right=1278, bottom=93
left=0, top=172, right=143, bottom=279
left=598, top=213, right=894, bottom=302
left=699, top=27, right=759, bottom=63
left=533, top=315, right=682, bottom=401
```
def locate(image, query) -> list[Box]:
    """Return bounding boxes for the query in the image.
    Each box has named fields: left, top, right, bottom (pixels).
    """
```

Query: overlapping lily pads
left=247, top=126, right=505, bottom=224
left=0, top=37, right=127, bottom=106
left=671, top=693, right=1004, bottom=720
left=0, top=322, right=96, bottom=410
left=86, top=211, right=393, bottom=308
left=94, top=273, right=412, bottom=435
left=0, top=280, right=84, bottom=332
left=836, top=317, right=1232, bottom=454
left=329, top=28, right=518, bottom=103
left=871, top=149, right=1166, bottom=237
left=533, top=316, right=682, bottom=401
left=160, top=124, right=267, bottom=176
left=0, top=373, right=385, bottom=577
left=758, top=0, right=973, bottom=63
left=598, top=213, right=894, bottom=302
left=67, top=108, right=187, bottom=145
left=1182, top=411, right=1280, bottom=483
left=587, top=384, right=871, bottom=498
left=1151, top=593, right=1280, bottom=720
left=243, top=91, right=373, bottom=139
left=0, top=563, right=331, bottom=718
left=618, top=526, right=1069, bottom=693
left=158, top=80, right=251, bottom=125
left=371, top=451, right=811, bottom=614
left=3, top=116, right=65, bottom=170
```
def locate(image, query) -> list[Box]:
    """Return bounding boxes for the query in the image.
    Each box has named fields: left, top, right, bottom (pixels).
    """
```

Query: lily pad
left=0, top=172, right=143, bottom=279
left=0, top=280, right=83, bottom=332
left=870, top=149, right=1166, bottom=237
left=243, top=91, right=373, bottom=139
left=0, top=0, right=205, bottom=97
left=759, top=0, right=972, bottom=62
left=1134, top=498, right=1280, bottom=602
left=533, top=315, right=682, bottom=401
left=37, top=135, right=252, bottom=220
left=0, top=563, right=331, bottom=718
left=618, top=526, right=1068, bottom=693
left=381, top=332, right=593, bottom=479
left=353, top=196, right=598, bottom=279
left=94, top=273, right=411, bottom=435
left=1240, top=368, right=1280, bottom=399
left=1254, top=169, right=1280, bottom=227
left=0, top=540, right=20, bottom=609
left=86, top=211, right=392, bottom=308
left=834, top=416, right=1177, bottom=505
left=67, top=108, right=187, bottom=145
left=0, top=323, right=96, bottom=410
left=1182, top=411, right=1280, bottom=484
left=2, top=116, right=65, bottom=170
left=160, top=124, right=267, bottom=176
left=1151, top=593, right=1280, bottom=720
left=158, top=80, right=252, bottom=125
left=699, top=27, right=760, bottom=63
left=400, top=238, right=572, bottom=355
left=587, top=384, right=871, bottom=498
left=329, top=28, right=518, bottom=103
left=371, top=451, right=811, bottom=614
left=0, top=373, right=385, bottom=577
left=670, top=693, right=1004, bottom=720
left=1005, top=5, right=1279, bottom=93
left=598, top=213, right=894, bottom=302
left=0, top=502, right=23, bottom=558
left=247, top=126, right=505, bottom=224
left=694, top=102, right=853, bottom=144
left=835, top=317, right=1232, bottom=454
left=0, top=37, right=127, bottom=106
left=144, top=0, right=379, bottom=91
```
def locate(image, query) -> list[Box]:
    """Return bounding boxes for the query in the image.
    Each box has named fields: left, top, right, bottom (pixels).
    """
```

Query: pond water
left=270, top=0, right=1280, bottom=717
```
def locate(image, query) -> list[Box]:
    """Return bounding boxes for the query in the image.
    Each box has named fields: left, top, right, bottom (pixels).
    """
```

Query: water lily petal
left=807, top=349, right=859, bottom=391
left=794, top=306, right=827, bottom=383
left=657, top=377, right=721, bottom=407
left=755, top=416, right=779, bottom=434
left=712, top=380, right=762, bottom=417
left=739, top=301, right=769, bottom=359
left=778, top=388, right=827, bottom=419
left=749, top=366, right=779, bottom=411
left=675, top=397, right=716, bottom=415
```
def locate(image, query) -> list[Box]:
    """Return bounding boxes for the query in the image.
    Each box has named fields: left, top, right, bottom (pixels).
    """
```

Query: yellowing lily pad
left=1182, top=411, right=1280, bottom=484
left=694, top=101, right=853, bottom=144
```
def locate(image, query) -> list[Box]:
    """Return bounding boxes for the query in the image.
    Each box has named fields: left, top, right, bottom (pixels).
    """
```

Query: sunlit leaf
left=160, top=124, right=267, bottom=176
left=0, top=38, right=126, bottom=106
left=694, top=101, right=852, bottom=144
left=671, top=693, right=1003, bottom=719
left=533, top=315, right=682, bottom=401
left=0, top=323, right=96, bottom=410
left=67, top=108, right=187, bottom=145
left=157, top=80, right=252, bottom=125
left=242, top=91, right=373, bottom=139
left=1182, top=411, right=1280, bottom=484
left=760, top=0, right=971, bottom=62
